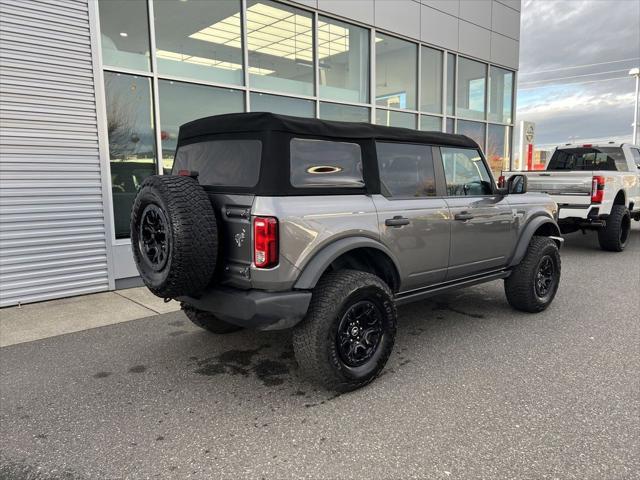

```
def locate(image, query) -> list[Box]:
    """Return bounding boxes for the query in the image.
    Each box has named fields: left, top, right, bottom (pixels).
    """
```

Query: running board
left=395, top=270, right=510, bottom=306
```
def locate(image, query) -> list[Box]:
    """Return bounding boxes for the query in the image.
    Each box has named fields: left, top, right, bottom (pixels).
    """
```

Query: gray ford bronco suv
left=131, top=112, right=563, bottom=391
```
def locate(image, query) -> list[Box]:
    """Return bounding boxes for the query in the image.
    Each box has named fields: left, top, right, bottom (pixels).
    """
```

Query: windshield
left=546, top=147, right=626, bottom=171
left=173, top=139, right=262, bottom=187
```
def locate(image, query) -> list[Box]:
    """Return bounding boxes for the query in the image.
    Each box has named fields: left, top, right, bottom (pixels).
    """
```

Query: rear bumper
left=177, top=287, right=312, bottom=331
left=558, top=206, right=605, bottom=230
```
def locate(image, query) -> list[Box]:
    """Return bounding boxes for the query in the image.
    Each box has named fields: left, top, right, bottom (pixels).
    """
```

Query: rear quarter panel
left=251, top=195, right=380, bottom=290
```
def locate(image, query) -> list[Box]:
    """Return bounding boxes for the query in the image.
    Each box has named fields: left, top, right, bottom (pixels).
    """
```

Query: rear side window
left=376, top=142, right=437, bottom=198
left=173, top=139, right=261, bottom=187
left=290, top=138, right=364, bottom=188
left=547, top=147, right=626, bottom=171
left=441, top=147, right=492, bottom=196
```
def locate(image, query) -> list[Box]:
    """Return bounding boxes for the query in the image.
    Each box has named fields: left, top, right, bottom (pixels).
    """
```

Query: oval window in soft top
left=290, top=138, right=364, bottom=188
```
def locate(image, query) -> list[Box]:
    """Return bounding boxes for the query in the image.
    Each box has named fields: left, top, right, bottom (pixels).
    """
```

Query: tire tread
left=293, top=270, right=396, bottom=392
left=504, top=236, right=561, bottom=313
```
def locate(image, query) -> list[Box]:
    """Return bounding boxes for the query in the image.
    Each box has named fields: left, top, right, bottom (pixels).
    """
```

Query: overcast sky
left=517, top=0, right=640, bottom=148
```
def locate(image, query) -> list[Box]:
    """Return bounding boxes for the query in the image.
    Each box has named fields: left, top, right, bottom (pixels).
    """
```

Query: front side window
left=441, top=147, right=493, bottom=196
left=290, top=139, right=364, bottom=188
left=154, top=0, right=244, bottom=85
left=376, top=142, right=436, bottom=198
left=104, top=72, right=156, bottom=239
left=173, top=140, right=262, bottom=187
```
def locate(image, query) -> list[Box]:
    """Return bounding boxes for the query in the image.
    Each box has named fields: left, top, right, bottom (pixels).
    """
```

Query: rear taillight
left=253, top=216, right=278, bottom=268
left=591, top=175, right=605, bottom=203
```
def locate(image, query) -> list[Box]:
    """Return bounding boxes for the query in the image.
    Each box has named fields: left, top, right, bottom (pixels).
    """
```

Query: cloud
left=517, top=0, right=640, bottom=146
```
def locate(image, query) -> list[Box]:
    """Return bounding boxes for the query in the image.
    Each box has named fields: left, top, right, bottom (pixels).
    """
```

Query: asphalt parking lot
left=1, top=226, right=639, bottom=479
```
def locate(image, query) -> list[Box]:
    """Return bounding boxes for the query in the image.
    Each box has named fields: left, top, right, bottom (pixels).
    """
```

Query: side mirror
left=507, top=174, right=527, bottom=194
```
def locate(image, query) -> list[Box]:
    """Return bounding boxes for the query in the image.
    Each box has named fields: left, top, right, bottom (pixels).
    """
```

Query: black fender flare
left=293, top=236, right=401, bottom=290
left=507, top=215, right=563, bottom=268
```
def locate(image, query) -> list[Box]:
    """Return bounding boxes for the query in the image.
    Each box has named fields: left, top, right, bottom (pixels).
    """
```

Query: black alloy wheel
left=337, top=300, right=384, bottom=367
left=139, top=204, right=170, bottom=272
left=534, top=255, right=555, bottom=298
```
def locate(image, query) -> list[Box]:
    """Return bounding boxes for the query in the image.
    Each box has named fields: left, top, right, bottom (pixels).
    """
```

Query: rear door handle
left=454, top=212, right=474, bottom=221
left=385, top=216, right=411, bottom=227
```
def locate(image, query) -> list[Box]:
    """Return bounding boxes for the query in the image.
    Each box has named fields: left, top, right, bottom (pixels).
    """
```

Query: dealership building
left=0, top=0, right=521, bottom=307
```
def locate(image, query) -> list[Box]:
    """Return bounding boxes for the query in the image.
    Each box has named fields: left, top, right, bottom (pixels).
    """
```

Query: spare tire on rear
left=130, top=175, right=218, bottom=298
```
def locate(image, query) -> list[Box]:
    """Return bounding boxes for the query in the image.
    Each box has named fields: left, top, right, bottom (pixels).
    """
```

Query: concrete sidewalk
left=0, top=288, right=180, bottom=348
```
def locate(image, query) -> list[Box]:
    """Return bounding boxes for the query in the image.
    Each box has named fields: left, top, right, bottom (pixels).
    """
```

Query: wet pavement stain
left=193, top=346, right=293, bottom=387
left=93, top=371, right=112, bottom=379
left=217, top=348, right=262, bottom=366
left=128, top=365, right=146, bottom=374
left=253, top=360, right=289, bottom=386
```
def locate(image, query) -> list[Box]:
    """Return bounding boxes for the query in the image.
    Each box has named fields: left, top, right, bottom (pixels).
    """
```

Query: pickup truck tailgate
left=508, top=171, right=593, bottom=206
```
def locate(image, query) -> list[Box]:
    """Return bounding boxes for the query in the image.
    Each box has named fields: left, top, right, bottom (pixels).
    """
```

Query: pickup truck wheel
left=504, top=236, right=561, bottom=313
left=292, top=270, right=396, bottom=392
left=182, top=304, right=241, bottom=334
left=131, top=175, right=218, bottom=298
left=598, top=205, right=631, bottom=252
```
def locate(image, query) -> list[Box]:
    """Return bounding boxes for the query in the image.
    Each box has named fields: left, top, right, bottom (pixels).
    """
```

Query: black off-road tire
left=292, top=270, right=397, bottom=392
left=182, top=304, right=241, bottom=334
left=598, top=204, right=631, bottom=252
left=131, top=175, right=218, bottom=298
left=504, top=236, right=561, bottom=313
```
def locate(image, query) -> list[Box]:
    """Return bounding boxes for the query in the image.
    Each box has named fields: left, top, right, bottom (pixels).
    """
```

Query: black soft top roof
left=178, top=112, right=478, bottom=149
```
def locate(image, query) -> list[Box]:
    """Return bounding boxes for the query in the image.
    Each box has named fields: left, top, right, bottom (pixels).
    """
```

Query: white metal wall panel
left=0, top=0, right=109, bottom=307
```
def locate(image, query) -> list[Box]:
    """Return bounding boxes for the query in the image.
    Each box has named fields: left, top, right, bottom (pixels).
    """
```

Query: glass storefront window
left=420, top=46, right=443, bottom=114
left=375, top=34, right=417, bottom=110
left=319, top=102, right=370, bottom=122
left=104, top=72, right=156, bottom=239
left=154, top=0, right=244, bottom=86
left=99, top=0, right=150, bottom=71
left=488, top=66, right=513, bottom=124
left=457, top=57, right=486, bottom=121
left=318, top=17, right=369, bottom=103
left=247, top=0, right=314, bottom=96
left=158, top=80, right=244, bottom=172
left=487, top=124, right=511, bottom=176
left=457, top=119, right=486, bottom=151
left=376, top=110, right=417, bottom=129
left=446, top=117, right=455, bottom=134
left=420, top=115, right=442, bottom=132
left=250, top=92, right=314, bottom=117
left=446, top=53, right=455, bottom=115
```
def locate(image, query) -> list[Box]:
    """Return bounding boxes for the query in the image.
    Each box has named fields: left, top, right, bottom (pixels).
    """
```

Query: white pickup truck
left=503, top=143, right=640, bottom=251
